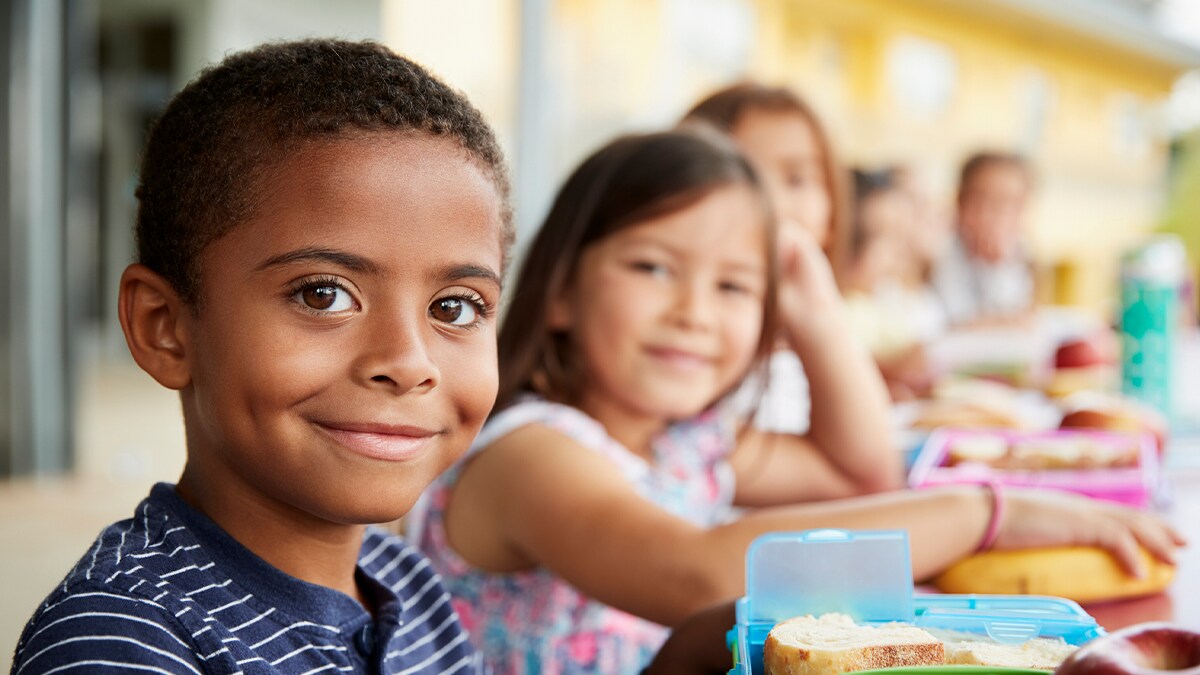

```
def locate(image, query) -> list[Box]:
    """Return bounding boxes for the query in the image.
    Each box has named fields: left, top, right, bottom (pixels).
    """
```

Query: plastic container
left=729, top=530, right=1104, bottom=675
left=907, top=428, right=1158, bottom=508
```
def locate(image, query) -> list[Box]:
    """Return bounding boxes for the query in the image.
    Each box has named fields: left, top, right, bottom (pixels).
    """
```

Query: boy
left=11, top=39, right=511, bottom=674
left=932, top=152, right=1035, bottom=327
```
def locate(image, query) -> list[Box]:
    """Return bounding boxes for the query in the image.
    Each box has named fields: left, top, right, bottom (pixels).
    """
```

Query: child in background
left=842, top=167, right=946, bottom=400
left=932, top=151, right=1036, bottom=326
left=11, top=40, right=512, bottom=674
left=683, top=81, right=899, bottom=494
left=415, top=128, right=1184, bottom=674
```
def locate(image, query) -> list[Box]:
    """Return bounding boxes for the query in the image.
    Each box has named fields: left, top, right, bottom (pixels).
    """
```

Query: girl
left=415, top=128, right=1183, bottom=674
left=684, top=83, right=901, bottom=493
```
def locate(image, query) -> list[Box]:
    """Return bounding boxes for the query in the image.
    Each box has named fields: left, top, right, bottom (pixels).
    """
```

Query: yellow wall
left=752, top=0, right=1185, bottom=316
left=382, top=0, right=1189, bottom=317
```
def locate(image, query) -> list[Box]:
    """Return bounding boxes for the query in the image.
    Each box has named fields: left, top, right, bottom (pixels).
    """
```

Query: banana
left=933, top=546, right=1175, bottom=603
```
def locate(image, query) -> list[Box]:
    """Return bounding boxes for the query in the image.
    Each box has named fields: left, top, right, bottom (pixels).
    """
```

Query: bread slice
left=763, top=613, right=945, bottom=675
left=944, top=638, right=1077, bottom=671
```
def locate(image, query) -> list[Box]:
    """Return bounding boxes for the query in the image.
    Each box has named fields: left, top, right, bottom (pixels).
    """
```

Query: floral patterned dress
left=411, top=394, right=738, bottom=674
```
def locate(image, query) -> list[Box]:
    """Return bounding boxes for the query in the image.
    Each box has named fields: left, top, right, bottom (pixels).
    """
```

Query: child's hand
left=641, top=600, right=737, bottom=675
left=993, top=488, right=1186, bottom=577
left=777, top=222, right=846, bottom=346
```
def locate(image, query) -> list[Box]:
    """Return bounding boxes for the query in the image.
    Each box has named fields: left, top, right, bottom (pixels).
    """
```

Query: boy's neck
left=175, top=467, right=371, bottom=610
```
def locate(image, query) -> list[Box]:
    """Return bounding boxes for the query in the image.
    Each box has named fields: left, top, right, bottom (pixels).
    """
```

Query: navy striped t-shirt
left=12, top=483, right=485, bottom=674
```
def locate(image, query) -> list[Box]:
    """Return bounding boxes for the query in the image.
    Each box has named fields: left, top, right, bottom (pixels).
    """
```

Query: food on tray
left=911, top=401, right=1025, bottom=431
left=762, top=613, right=1081, bottom=675
left=943, top=637, right=1077, bottom=670
left=763, top=613, right=943, bottom=675
left=946, top=434, right=1140, bottom=471
left=1055, top=622, right=1200, bottom=675
left=909, top=377, right=1029, bottom=431
left=1058, top=394, right=1168, bottom=455
left=933, top=546, right=1175, bottom=604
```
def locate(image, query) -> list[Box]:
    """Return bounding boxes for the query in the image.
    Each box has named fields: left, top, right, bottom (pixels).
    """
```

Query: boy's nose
left=355, top=310, right=441, bottom=394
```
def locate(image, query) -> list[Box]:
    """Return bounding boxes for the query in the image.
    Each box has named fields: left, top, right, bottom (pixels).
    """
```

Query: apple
left=1055, top=623, right=1200, bottom=675
left=1055, top=335, right=1116, bottom=370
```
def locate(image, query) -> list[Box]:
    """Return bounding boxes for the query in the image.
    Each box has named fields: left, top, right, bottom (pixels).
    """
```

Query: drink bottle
left=1119, top=235, right=1186, bottom=422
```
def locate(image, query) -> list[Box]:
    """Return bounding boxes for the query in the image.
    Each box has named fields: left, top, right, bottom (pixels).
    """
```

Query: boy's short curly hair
left=135, top=39, right=513, bottom=304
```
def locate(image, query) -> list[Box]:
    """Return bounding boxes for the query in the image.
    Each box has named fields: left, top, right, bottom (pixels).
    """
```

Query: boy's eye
left=430, top=297, right=479, bottom=326
left=296, top=284, right=354, bottom=312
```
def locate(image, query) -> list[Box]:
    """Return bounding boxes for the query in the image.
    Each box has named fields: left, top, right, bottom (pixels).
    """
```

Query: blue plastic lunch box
left=728, top=530, right=1105, bottom=675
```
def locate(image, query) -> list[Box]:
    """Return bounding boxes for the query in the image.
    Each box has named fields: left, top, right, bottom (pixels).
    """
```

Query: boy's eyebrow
left=438, top=264, right=502, bottom=288
left=255, top=248, right=383, bottom=274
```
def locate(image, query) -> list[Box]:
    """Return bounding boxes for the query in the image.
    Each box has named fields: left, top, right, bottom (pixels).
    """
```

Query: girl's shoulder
left=471, top=394, right=650, bottom=477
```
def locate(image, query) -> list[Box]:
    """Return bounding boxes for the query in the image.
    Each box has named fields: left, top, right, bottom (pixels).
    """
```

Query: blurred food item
left=1045, top=366, right=1118, bottom=399
left=911, top=401, right=1025, bottom=430
left=1045, top=333, right=1118, bottom=399
left=1054, top=622, right=1200, bottom=675
left=944, top=636, right=1077, bottom=670
left=1055, top=334, right=1117, bottom=370
left=933, top=546, right=1175, bottom=604
left=947, top=435, right=1140, bottom=471
left=911, top=378, right=1026, bottom=430
left=1059, top=393, right=1169, bottom=455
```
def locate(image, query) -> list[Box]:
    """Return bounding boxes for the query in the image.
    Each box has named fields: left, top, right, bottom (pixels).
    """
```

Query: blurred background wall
left=2, top=0, right=1198, bottom=666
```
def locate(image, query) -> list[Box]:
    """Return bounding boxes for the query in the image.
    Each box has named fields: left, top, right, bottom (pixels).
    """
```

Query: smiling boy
left=12, top=40, right=511, bottom=674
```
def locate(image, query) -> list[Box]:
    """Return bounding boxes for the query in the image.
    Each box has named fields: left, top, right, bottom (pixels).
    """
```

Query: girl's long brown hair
left=496, top=127, right=778, bottom=413
left=683, top=81, right=851, bottom=284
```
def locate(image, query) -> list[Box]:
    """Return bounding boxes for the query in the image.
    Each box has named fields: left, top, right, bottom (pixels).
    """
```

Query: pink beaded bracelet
left=976, top=481, right=1005, bottom=553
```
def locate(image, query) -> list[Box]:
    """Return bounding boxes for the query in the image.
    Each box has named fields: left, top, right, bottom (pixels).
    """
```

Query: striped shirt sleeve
left=13, top=589, right=204, bottom=675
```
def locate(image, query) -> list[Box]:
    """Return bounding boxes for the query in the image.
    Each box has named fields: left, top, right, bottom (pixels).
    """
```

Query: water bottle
left=1119, top=235, right=1186, bottom=422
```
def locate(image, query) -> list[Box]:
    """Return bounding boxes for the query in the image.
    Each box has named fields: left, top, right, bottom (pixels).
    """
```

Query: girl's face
left=549, top=184, right=768, bottom=426
left=730, top=108, right=832, bottom=248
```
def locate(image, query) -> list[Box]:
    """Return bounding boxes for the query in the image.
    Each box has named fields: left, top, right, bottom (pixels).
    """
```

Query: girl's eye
left=631, top=261, right=671, bottom=278
left=720, top=281, right=750, bottom=295
left=294, top=284, right=354, bottom=312
left=430, top=296, right=480, bottom=327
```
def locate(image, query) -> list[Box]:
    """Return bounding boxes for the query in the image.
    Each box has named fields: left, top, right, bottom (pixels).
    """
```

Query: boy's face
left=178, top=134, right=504, bottom=525
left=958, top=163, right=1029, bottom=263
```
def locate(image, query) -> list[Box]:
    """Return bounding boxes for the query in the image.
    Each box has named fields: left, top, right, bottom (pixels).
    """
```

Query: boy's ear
left=117, top=264, right=192, bottom=391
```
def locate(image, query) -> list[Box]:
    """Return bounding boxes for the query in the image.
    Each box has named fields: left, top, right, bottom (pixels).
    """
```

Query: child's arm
left=642, top=600, right=736, bottom=674
left=448, top=424, right=1184, bottom=627
left=733, top=227, right=901, bottom=504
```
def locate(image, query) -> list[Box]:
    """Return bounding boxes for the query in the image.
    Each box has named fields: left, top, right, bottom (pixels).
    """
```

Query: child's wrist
left=975, top=481, right=1005, bottom=553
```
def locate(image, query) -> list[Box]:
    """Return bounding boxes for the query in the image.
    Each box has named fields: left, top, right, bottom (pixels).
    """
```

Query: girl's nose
left=353, top=307, right=441, bottom=394
left=669, top=279, right=717, bottom=331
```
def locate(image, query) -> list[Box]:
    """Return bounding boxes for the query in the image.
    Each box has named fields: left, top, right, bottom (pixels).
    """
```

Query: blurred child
left=11, top=40, right=513, bottom=673
left=684, top=81, right=899, bottom=491
left=842, top=167, right=946, bottom=399
left=414, top=128, right=1184, bottom=674
left=932, top=152, right=1036, bottom=326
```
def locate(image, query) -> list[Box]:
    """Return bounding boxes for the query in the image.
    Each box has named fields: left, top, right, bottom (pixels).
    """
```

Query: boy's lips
left=312, top=420, right=443, bottom=462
